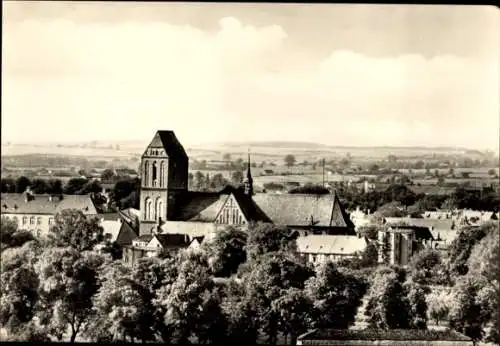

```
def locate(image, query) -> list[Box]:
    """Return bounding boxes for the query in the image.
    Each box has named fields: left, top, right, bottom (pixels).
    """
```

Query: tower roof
left=144, top=130, right=188, bottom=159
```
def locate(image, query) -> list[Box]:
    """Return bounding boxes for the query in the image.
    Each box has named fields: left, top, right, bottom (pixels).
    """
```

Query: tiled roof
left=385, top=217, right=455, bottom=231
left=252, top=193, right=354, bottom=228
left=118, top=208, right=140, bottom=224
left=136, top=234, right=154, bottom=243
left=155, top=233, right=190, bottom=248
left=298, top=329, right=472, bottom=342
left=387, top=225, right=434, bottom=241
left=145, top=130, right=188, bottom=159
left=0, top=193, right=97, bottom=215
left=174, top=192, right=226, bottom=222
left=115, top=221, right=138, bottom=246
left=296, top=235, right=367, bottom=255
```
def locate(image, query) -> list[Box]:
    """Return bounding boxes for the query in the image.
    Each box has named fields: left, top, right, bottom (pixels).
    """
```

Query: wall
left=1, top=212, right=54, bottom=238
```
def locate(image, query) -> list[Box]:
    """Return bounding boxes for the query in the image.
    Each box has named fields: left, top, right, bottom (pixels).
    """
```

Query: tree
left=101, top=169, right=116, bottom=182
left=1, top=177, right=16, bottom=193
left=405, top=282, right=429, bottom=329
left=1, top=217, right=36, bottom=251
left=30, top=179, right=49, bottom=194
left=448, top=222, right=494, bottom=276
left=375, top=201, right=408, bottom=218
left=86, top=262, right=142, bottom=342
left=357, top=225, right=379, bottom=240
left=209, top=173, right=228, bottom=190
left=35, top=248, right=105, bottom=342
left=245, top=223, right=298, bottom=262
left=154, top=253, right=226, bottom=343
left=448, top=277, right=488, bottom=343
left=289, top=184, right=330, bottom=195
left=231, top=171, right=243, bottom=185
left=15, top=176, right=31, bottom=193
left=194, top=171, right=205, bottom=190
left=63, top=178, right=89, bottom=195
left=271, top=288, right=313, bottom=345
left=48, top=210, right=104, bottom=251
left=426, top=289, right=452, bottom=326
left=409, top=249, right=450, bottom=286
left=284, top=154, right=296, bottom=168
left=0, top=246, right=40, bottom=333
left=203, top=227, right=247, bottom=277
left=365, top=267, right=412, bottom=329
left=305, top=262, right=367, bottom=330
left=242, top=252, right=314, bottom=344
left=223, top=153, right=231, bottom=161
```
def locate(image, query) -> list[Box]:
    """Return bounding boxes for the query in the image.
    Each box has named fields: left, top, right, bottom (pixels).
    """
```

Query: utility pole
left=322, top=158, right=325, bottom=188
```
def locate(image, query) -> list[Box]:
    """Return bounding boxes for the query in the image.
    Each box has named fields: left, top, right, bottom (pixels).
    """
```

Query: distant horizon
left=2, top=3, right=499, bottom=150
left=2, top=137, right=497, bottom=154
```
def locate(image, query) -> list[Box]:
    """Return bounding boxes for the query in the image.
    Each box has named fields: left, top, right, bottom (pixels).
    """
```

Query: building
left=122, top=233, right=191, bottom=264
left=349, top=207, right=371, bottom=229
left=0, top=189, right=98, bottom=238
left=296, top=235, right=368, bottom=266
left=384, top=217, right=457, bottom=252
left=125, top=130, right=355, bottom=263
left=378, top=225, right=434, bottom=266
left=297, top=329, right=473, bottom=346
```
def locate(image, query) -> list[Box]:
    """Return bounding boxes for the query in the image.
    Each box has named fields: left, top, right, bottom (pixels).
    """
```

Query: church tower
left=244, top=150, right=254, bottom=196
left=139, top=131, right=189, bottom=235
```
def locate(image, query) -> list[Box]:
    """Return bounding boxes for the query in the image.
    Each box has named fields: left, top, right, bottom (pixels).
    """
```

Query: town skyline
left=2, top=2, right=499, bottom=150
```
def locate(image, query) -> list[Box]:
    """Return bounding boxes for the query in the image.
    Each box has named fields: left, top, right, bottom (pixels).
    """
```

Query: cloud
left=1, top=15, right=498, bottom=150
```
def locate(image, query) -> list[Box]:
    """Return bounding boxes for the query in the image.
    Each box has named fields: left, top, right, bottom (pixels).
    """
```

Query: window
left=37, top=217, right=42, bottom=225
left=22, top=216, right=28, bottom=225
left=48, top=217, right=54, bottom=225
left=13, top=216, right=18, bottom=224
left=30, top=216, right=35, bottom=225
left=36, top=229, right=41, bottom=237
left=152, top=161, right=157, bottom=182
left=144, top=161, right=150, bottom=186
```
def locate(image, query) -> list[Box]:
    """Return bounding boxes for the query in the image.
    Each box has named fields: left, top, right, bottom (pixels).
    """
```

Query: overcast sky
left=2, top=2, right=499, bottom=150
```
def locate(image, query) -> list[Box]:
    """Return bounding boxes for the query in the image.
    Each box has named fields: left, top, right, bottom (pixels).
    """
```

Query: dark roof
left=144, top=130, right=188, bottom=160
left=385, top=217, right=455, bottom=231
left=252, top=193, right=354, bottom=228
left=388, top=225, right=435, bottom=241
left=173, top=191, right=224, bottom=221
left=298, top=329, right=472, bottom=342
left=155, top=233, right=190, bottom=248
left=1, top=193, right=97, bottom=215
left=136, top=234, right=154, bottom=243
left=116, top=221, right=138, bottom=246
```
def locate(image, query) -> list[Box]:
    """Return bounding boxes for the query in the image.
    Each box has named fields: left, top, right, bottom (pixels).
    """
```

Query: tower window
left=152, top=162, right=157, bottom=182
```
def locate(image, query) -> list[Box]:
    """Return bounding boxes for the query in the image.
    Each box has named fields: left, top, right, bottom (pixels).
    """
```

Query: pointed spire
left=244, top=148, right=254, bottom=196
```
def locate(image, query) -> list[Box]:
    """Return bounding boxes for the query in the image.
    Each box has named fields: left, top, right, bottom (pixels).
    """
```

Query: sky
left=2, top=2, right=499, bottom=150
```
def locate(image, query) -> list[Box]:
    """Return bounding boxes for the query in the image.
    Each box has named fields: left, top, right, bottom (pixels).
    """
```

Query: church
left=123, top=130, right=355, bottom=264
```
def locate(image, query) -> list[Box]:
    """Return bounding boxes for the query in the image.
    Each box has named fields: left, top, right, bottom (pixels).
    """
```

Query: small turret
left=244, top=150, right=254, bottom=196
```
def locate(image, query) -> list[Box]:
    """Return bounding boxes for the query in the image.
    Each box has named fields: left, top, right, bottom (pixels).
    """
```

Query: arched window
left=147, top=199, right=154, bottom=220
left=37, top=217, right=42, bottom=225
left=144, top=161, right=150, bottom=186
left=30, top=216, right=35, bottom=225
left=144, top=197, right=152, bottom=220
left=152, top=161, right=158, bottom=186
left=159, top=161, right=165, bottom=187
left=156, top=198, right=164, bottom=222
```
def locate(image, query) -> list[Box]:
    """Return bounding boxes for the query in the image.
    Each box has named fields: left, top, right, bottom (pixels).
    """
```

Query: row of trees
left=2, top=211, right=498, bottom=344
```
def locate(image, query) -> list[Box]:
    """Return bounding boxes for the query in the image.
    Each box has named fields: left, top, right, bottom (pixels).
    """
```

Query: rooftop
left=298, top=329, right=472, bottom=342
left=1, top=193, right=97, bottom=215
left=296, top=235, right=367, bottom=255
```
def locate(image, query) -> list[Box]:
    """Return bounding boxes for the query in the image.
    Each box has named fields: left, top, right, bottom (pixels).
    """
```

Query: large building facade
left=135, top=131, right=355, bottom=241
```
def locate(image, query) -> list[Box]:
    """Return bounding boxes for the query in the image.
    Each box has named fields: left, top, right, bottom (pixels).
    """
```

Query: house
left=122, top=232, right=191, bottom=265
left=456, top=209, right=497, bottom=226
left=0, top=189, right=98, bottom=238
left=296, top=235, right=368, bottom=266
left=125, top=130, right=355, bottom=263
left=378, top=225, right=434, bottom=266
left=297, top=329, right=473, bottom=346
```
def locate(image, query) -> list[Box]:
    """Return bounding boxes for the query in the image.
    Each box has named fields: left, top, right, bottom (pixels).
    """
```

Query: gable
left=147, top=236, right=163, bottom=248
left=214, top=193, right=247, bottom=225
left=143, top=130, right=188, bottom=160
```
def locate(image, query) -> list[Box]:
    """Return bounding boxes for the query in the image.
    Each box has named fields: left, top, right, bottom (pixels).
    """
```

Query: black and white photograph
left=1, top=2, right=499, bottom=345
